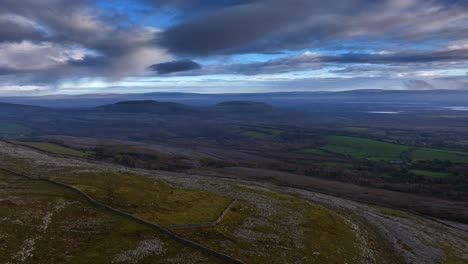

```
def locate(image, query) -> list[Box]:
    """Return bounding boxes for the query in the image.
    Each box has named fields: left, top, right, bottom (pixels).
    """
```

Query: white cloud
left=0, top=41, right=86, bottom=71
left=0, top=85, right=49, bottom=92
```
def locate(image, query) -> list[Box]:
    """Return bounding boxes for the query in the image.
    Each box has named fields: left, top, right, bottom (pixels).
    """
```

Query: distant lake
left=442, top=107, right=468, bottom=111
left=367, top=111, right=400, bottom=114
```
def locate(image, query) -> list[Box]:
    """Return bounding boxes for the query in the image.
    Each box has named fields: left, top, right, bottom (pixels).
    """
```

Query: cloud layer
left=0, top=0, right=467, bottom=94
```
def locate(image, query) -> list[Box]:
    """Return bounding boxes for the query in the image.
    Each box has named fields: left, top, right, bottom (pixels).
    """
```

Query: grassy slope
left=322, top=135, right=409, bottom=161
left=176, top=186, right=366, bottom=264
left=11, top=141, right=94, bottom=158
left=298, top=148, right=333, bottom=156
left=0, top=171, right=222, bottom=264
left=230, top=126, right=283, bottom=139
left=51, top=171, right=232, bottom=226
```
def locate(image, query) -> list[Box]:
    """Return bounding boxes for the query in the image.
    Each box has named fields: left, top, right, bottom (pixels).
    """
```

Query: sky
left=0, top=0, right=467, bottom=95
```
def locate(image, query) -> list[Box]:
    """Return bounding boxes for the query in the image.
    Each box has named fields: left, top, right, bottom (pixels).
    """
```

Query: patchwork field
left=410, top=148, right=468, bottom=163
left=321, top=136, right=409, bottom=161
left=229, top=126, right=284, bottom=139
left=311, top=135, right=468, bottom=165
left=298, top=148, right=333, bottom=156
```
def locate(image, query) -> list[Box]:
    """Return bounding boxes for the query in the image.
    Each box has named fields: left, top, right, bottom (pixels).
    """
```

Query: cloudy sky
left=1, top=0, right=467, bottom=95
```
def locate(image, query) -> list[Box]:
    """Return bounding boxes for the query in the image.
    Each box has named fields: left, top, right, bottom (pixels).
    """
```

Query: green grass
left=410, top=148, right=468, bottom=163
left=51, top=171, right=231, bottom=226
left=0, top=171, right=221, bottom=263
left=229, top=125, right=283, bottom=139
left=410, top=169, right=452, bottom=179
left=0, top=121, right=32, bottom=137
left=438, top=244, right=468, bottom=264
left=177, top=185, right=363, bottom=264
left=11, top=141, right=95, bottom=158
left=298, top=148, right=333, bottom=156
left=321, top=135, right=409, bottom=161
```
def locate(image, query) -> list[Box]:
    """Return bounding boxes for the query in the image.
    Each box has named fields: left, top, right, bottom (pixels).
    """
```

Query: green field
left=410, top=169, right=452, bottom=179
left=299, top=148, right=333, bottom=156
left=229, top=126, right=283, bottom=139
left=344, top=127, right=369, bottom=132
left=0, top=122, right=32, bottom=137
left=0, top=171, right=220, bottom=263
left=12, top=141, right=95, bottom=158
left=51, top=171, right=232, bottom=226
left=410, top=148, right=468, bottom=163
left=321, top=136, right=409, bottom=161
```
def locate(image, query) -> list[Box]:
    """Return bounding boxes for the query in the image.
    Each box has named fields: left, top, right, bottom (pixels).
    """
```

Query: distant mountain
left=97, top=100, right=196, bottom=114
left=0, top=102, right=50, bottom=117
left=1, top=90, right=468, bottom=109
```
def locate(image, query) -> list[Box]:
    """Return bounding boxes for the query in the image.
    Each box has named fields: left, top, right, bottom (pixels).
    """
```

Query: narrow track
left=167, top=199, right=237, bottom=230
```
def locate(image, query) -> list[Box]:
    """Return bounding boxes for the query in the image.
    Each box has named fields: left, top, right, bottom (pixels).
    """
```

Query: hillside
left=97, top=100, right=197, bottom=114
left=1, top=141, right=467, bottom=263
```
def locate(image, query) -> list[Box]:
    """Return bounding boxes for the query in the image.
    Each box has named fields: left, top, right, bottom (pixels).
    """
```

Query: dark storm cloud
left=158, top=0, right=324, bottom=55
left=149, top=59, right=201, bottom=74
left=158, top=0, right=468, bottom=55
left=0, top=15, right=46, bottom=42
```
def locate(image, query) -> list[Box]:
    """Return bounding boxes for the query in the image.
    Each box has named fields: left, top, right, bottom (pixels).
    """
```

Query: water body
left=442, top=106, right=468, bottom=111
left=367, top=111, right=400, bottom=114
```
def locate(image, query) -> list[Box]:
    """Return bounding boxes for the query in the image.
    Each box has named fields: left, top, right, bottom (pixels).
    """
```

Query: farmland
left=0, top=95, right=468, bottom=263
left=298, top=148, right=332, bottom=156
left=321, top=136, right=409, bottom=161
left=229, top=126, right=284, bottom=139
left=410, top=148, right=468, bottom=163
